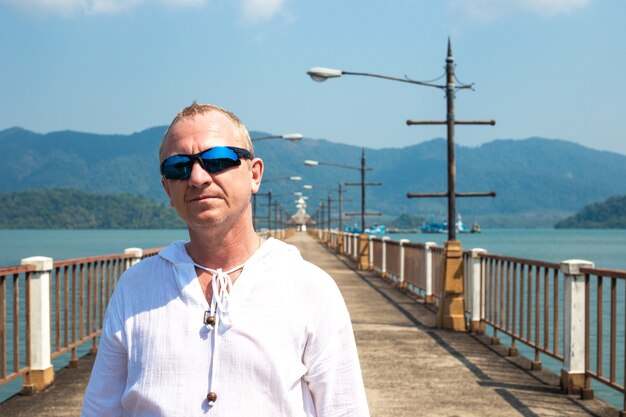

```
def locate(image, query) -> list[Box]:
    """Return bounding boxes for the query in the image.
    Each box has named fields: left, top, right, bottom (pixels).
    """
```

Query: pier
left=0, top=231, right=623, bottom=416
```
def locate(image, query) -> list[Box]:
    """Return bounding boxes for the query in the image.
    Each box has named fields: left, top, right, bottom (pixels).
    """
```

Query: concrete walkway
left=0, top=232, right=620, bottom=416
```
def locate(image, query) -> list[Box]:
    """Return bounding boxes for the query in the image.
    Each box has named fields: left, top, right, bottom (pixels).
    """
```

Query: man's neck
left=186, top=222, right=261, bottom=271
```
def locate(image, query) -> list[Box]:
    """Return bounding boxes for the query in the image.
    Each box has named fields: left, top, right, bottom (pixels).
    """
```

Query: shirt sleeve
left=302, top=272, right=370, bottom=417
left=81, top=293, right=128, bottom=417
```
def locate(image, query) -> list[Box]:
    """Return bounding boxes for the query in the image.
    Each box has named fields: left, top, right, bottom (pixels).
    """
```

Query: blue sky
left=1, top=0, right=624, bottom=154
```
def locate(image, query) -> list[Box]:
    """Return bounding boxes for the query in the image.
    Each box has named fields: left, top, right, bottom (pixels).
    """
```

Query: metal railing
left=0, top=265, right=34, bottom=386
left=49, top=254, right=133, bottom=364
left=581, top=266, right=626, bottom=410
left=385, top=240, right=402, bottom=279
left=0, top=247, right=162, bottom=394
left=404, top=242, right=426, bottom=294
left=309, top=229, right=626, bottom=413
left=480, top=254, right=564, bottom=365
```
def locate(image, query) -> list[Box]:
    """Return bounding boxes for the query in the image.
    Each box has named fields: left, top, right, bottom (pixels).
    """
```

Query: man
left=81, top=103, right=370, bottom=416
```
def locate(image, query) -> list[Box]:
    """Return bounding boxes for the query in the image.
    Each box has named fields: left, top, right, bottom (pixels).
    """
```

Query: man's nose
left=187, top=159, right=213, bottom=186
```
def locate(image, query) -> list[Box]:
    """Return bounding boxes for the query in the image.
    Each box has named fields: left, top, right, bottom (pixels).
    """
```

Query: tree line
left=0, top=189, right=185, bottom=229
left=555, top=195, right=626, bottom=228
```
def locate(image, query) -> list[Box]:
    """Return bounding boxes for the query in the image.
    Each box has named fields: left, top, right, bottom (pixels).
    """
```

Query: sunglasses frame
left=160, top=146, right=253, bottom=180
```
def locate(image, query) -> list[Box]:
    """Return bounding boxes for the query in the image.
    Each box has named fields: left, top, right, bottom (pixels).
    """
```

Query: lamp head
left=304, top=160, right=319, bottom=166
left=282, top=133, right=303, bottom=142
left=307, top=67, right=343, bottom=82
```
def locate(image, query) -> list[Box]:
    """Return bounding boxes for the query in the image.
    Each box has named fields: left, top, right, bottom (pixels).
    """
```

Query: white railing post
left=399, top=239, right=410, bottom=287
left=368, top=235, right=374, bottom=267
left=560, top=259, right=593, bottom=395
left=470, top=249, right=487, bottom=334
left=424, top=242, right=436, bottom=304
left=21, top=256, right=54, bottom=393
left=381, top=237, right=390, bottom=277
left=124, top=248, right=144, bottom=268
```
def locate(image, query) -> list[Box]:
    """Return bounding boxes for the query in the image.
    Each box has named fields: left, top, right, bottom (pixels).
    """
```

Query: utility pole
left=327, top=193, right=332, bottom=237
left=406, top=39, right=496, bottom=331
left=343, top=149, right=382, bottom=232
left=267, top=191, right=272, bottom=232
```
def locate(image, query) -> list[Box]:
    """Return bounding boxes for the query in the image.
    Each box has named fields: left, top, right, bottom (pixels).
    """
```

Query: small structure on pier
left=288, top=197, right=314, bottom=231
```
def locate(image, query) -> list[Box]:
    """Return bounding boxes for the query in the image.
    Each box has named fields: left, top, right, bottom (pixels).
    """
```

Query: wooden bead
left=204, top=313, right=216, bottom=326
left=207, top=392, right=217, bottom=403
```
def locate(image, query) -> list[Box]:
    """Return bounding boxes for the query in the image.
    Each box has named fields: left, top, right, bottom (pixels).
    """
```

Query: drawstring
left=194, top=263, right=245, bottom=407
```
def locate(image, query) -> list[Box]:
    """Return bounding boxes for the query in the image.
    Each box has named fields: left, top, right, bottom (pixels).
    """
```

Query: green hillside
left=555, top=195, right=626, bottom=228
left=2, top=127, right=626, bottom=227
left=0, top=189, right=184, bottom=229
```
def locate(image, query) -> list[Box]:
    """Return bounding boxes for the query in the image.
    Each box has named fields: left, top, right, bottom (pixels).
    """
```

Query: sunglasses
left=160, top=146, right=253, bottom=180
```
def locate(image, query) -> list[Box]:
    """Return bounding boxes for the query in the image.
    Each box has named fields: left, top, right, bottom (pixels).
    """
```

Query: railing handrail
left=479, top=252, right=560, bottom=269
left=0, top=264, right=36, bottom=275
left=580, top=265, right=626, bottom=280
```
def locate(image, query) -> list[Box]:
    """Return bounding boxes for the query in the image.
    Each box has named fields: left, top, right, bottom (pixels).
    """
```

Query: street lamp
left=307, top=43, right=494, bottom=241
left=254, top=176, right=303, bottom=228
left=307, top=40, right=496, bottom=331
left=252, top=133, right=303, bottom=142
left=303, top=150, right=381, bottom=234
left=302, top=183, right=347, bottom=234
left=263, top=176, right=302, bottom=183
left=307, top=67, right=447, bottom=88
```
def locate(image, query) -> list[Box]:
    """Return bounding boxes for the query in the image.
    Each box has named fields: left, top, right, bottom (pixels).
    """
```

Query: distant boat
left=365, top=224, right=386, bottom=235
left=344, top=224, right=386, bottom=235
left=470, top=222, right=481, bottom=233
left=421, top=215, right=469, bottom=234
left=420, top=215, right=447, bottom=234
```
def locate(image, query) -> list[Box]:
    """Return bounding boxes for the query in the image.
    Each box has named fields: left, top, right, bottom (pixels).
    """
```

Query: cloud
left=239, top=0, right=285, bottom=23
left=448, top=0, right=592, bottom=22
left=0, top=0, right=207, bottom=16
left=0, top=0, right=139, bottom=16
left=0, top=0, right=288, bottom=20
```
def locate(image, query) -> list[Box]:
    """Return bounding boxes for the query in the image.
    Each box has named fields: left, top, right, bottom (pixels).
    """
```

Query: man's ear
left=161, top=178, right=175, bottom=207
left=250, top=158, right=264, bottom=193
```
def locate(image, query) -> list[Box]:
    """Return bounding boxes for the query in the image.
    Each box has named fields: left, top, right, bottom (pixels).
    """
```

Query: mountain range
left=2, top=126, right=626, bottom=227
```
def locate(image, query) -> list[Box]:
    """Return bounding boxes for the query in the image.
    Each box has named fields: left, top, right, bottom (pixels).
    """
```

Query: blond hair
left=159, top=102, right=254, bottom=161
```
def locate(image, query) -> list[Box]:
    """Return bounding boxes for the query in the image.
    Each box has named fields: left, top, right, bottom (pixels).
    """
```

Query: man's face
left=160, top=112, right=261, bottom=231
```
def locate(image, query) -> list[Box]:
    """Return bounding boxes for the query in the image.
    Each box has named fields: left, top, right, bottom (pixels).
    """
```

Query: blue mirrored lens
left=199, top=147, right=241, bottom=174
left=162, top=155, right=193, bottom=179
left=200, top=146, right=239, bottom=160
left=161, top=146, right=244, bottom=179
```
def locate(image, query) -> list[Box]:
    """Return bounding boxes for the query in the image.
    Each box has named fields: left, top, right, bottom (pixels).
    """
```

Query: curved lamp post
left=252, top=133, right=303, bottom=142
left=253, top=176, right=302, bottom=229
left=263, top=176, right=302, bottom=183
left=307, top=40, right=496, bottom=332
left=302, top=183, right=346, bottom=235
left=307, top=67, right=448, bottom=89
left=304, top=152, right=380, bottom=235
left=307, top=43, right=494, bottom=242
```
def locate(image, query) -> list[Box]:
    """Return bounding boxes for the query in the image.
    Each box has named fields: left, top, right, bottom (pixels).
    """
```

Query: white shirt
left=81, top=238, right=369, bottom=417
